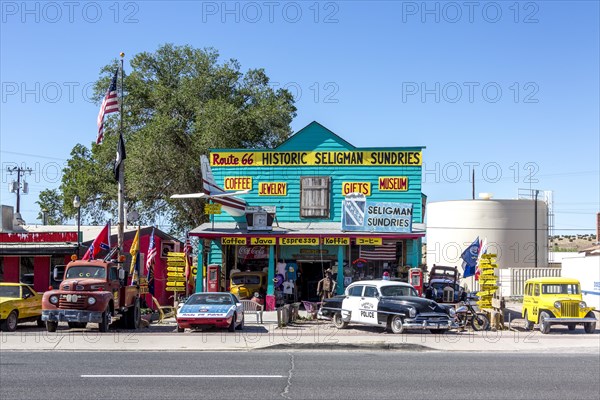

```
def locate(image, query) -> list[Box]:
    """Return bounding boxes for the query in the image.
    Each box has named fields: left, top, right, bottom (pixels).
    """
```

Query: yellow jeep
left=230, top=271, right=267, bottom=300
left=523, top=277, right=597, bottom=334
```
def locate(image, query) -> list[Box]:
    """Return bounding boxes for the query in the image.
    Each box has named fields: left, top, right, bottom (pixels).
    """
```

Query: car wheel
left=177, top=326, right=185, bottom=333
left=46, top=321, right=58, bottom=333
left=523, top=311, right=534, bottom=331
left=125, top=298, right=141, bottom=329
left=37, top=317, right=45, bottom=327
left=389, top=315, right=404, bottom=334
left=0, top=311, right=18, bottom=332
left=567, top=324, right=576, bottom=331
left=228, top=314, right=236, bottom=332
left=332, top=312, right=348, bottom=329
left=68, top=322, right=87, bottom=329
left=98, top=308, right=110, bottom=333
left=539, top=311, right=551, bottom=334
left=584, top=312, right=596, bottom=334
left=471, top=313, right=490, bottom=331
left=235, top=315, right=244, bottom=331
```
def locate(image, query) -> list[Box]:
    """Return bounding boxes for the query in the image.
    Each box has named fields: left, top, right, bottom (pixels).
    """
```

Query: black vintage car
left=320, top=280, right=456, bottom=334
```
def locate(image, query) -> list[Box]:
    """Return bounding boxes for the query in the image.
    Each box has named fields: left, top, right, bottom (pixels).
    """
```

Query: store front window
left=300, top=176, right=330, bottom=218
left=20, top=256, right=35, bottom=285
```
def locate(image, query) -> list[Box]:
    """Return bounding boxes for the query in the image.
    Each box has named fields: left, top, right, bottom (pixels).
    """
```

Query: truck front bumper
left=545, top=317, right=597, bottom=324
left=42, top=310, right=103, bottom=323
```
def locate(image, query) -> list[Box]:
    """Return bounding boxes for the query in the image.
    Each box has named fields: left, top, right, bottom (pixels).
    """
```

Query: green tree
left=35, top=189, right=65, bottom=225
left=39, top=44, right=296, bottom=236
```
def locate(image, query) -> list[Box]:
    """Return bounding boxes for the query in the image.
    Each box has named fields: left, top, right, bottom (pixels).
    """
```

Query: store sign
left=166, top=252, right=186, bottom=291
left=210, top=150, right=422, bottom=167
left=238, top=245, right=269, bottom=259
left=204, top=203, right=222, bottom=214
left=279, top=237, right=319, bottom=246
left=222, top=237, right=247, bottom=245
left=323, top=237, right=350, bottom=245
left=356, top=237, right=383, bottom=245
left=224, top=177, right=252, bottom=191
left=258, top=182, right=287, bottom=196
left=250, top=237, right=276, bottom=245
left=342, top=197, right=413, bottom=233
left=342, top=182, right=371, bottom=196
left=378, top=177, right=408, bottom=191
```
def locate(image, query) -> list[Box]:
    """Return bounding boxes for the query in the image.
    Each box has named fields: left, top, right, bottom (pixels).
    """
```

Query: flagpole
left=117, top=52, right=126, bottom=256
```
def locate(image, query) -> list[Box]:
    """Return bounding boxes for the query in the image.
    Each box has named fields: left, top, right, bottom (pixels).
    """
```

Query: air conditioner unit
left=160, top=241, right=180, bottom=258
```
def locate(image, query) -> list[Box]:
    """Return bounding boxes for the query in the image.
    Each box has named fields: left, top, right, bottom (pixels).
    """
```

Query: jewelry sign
left=342, top=193, right=413, bottom=233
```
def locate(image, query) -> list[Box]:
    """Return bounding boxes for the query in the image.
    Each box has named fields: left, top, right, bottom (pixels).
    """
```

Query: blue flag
left=461, top=237, right=480, bottom=278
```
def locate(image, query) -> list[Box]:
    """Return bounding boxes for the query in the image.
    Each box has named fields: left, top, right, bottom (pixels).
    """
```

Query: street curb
left=258, top=342, right=433, bottom=351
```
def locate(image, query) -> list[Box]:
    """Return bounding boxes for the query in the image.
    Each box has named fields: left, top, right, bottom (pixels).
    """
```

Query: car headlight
left=554, top=301, right=561, bottom=309
left=579, top=301, right=587, bottom=308
left=408, top=307, right=416, bottom=318
left=448, top=307, right=456, bottom=317
left=49, top=295, right=59, bottom=304
left=87, top=297, right=96, bottom=305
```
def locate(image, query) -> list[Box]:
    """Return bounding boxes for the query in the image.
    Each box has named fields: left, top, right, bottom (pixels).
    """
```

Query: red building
left=0, top=206, right=182, bottom=306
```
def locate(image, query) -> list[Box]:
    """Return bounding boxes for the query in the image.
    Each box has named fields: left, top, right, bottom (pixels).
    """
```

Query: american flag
left=360, top=242, right=397, bottom=261
left=96, top=69, right=120, bottom=145
left=145, top=228, right=157, bottom=296
left=145, top=228, right=157, bottom=274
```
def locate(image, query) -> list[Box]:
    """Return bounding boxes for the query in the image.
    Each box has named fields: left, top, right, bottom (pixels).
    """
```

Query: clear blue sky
left=1, top=1, right=598, bottom=234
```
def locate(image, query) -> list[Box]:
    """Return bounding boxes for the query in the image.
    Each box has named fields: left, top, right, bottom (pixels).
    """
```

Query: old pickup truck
left=41, top=259, right=141, bottom=332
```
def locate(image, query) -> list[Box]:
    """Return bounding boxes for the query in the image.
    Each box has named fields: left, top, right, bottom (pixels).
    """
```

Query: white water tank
left=426, top=199, right=548, bottom=270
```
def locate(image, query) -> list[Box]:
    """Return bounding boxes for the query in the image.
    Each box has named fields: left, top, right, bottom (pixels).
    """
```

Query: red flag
left=82, top=222, right=111, bottom=260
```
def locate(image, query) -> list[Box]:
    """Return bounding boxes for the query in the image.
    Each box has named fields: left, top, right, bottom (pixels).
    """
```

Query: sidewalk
left=1, top=308, right=598, bottom=354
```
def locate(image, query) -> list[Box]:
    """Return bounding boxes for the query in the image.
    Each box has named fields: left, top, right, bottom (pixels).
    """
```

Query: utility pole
left=534, top=190, right=539, bottom=268
left=7, top=166, right=32, bottom=213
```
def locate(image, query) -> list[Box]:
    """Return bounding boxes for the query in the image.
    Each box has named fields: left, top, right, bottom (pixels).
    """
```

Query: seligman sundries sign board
left=341, top=194, right=413, bottom=233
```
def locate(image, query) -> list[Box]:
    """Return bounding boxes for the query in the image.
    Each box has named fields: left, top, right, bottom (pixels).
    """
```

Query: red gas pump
left=409, top=268, right=423, bottom=296
left=207, top=264, right=221, bottom=292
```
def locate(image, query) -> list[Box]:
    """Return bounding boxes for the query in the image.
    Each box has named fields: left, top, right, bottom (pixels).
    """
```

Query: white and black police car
left=320, top=280, right=456, bottom=334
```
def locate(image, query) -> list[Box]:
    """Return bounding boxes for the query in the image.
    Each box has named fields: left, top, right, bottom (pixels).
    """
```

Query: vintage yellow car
left=523, top=277, right=597, bottom=334
left=0, top=282, right=44, bottom=332
left=230, top=271, right=267, bottom=300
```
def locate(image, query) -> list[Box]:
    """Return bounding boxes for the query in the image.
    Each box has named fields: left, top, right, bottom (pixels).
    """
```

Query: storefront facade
left=190, top=122, right=425, bottom=309
left=0, top=218, right=182, bottom=306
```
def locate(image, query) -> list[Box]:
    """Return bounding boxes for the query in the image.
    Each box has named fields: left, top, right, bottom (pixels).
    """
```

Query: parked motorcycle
left=454, top=300, right=490, bottom=331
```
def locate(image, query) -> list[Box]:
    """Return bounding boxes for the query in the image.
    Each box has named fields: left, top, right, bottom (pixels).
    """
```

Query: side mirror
left=53, top=267, right=62, bottom=281
left=118, top=269, right=125, bottom=280
left=23, top=293, right=31, bottom=299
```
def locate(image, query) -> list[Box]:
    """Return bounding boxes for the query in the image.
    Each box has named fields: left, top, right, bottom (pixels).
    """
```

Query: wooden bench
left=241, top=300, right=264, bottom=324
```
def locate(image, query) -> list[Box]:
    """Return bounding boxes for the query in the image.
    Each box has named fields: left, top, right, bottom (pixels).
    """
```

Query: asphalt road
left=1, top=351, right=599, bottom=400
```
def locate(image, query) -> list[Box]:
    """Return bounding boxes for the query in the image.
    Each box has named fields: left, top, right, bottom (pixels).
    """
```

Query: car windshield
left=380, top=285, right=418, bottom=297
left=187, top=294, right=233, bottom=305
left=542, top=284, right=580, bottom=295
left=65, top=266, right=106, bottom=279
left=231, top=275, right=261, bottom=285
left=0, top=286, right=20, bottom=298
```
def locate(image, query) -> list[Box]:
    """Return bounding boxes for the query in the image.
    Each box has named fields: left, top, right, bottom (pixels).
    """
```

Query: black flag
left=114, top=133, right=126, bottom=181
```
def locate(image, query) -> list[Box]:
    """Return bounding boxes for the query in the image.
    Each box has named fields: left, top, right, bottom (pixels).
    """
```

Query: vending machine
left=206, top=264, right=221, bottom=292
left=409, top=268, right=423, bottom=296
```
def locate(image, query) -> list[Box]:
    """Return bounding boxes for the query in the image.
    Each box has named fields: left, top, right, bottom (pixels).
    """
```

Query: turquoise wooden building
left=190, top=122, right=425, bottom=309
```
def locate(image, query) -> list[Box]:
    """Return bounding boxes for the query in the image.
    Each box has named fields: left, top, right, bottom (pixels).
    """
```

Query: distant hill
left=550, top=234, right=597, bottom=252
